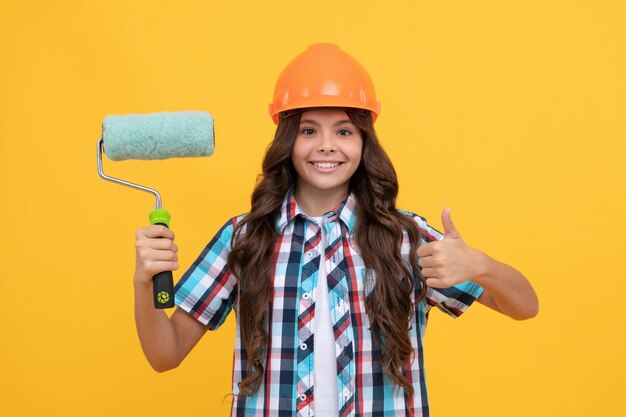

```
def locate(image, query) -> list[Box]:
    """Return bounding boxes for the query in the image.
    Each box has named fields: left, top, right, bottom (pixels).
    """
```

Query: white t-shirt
left=312, top=216, right=339, bottom=416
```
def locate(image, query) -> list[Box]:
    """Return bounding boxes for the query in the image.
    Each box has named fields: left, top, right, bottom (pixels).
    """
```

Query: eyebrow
left=299, top=119, right=354, bottom=127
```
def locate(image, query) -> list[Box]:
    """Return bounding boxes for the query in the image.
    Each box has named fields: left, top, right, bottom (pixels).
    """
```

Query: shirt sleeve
left=174, top=217, right=239, bottom=330
left=411, top=213, right=484, bottom=318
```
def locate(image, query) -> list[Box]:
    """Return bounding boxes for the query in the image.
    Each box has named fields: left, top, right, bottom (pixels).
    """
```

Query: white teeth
left=313, top=162, right=340, bottom=168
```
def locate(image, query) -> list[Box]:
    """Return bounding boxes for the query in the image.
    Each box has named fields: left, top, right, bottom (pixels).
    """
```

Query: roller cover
left=102, top=111, right=214, bottom=161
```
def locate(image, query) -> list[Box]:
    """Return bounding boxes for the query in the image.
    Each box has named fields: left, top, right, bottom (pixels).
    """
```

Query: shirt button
left=302, top=292, right=310, bottom=300
left=299, top=393, right=307, bottom=401
left=299, top=343, right=307, bottom=350
left=306, top=251, right=313, bottom=258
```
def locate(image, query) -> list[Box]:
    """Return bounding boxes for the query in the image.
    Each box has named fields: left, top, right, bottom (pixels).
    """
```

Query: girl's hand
left=416, top=208, right=488, bottom=288
left=134, top=225, right=179, bottom=287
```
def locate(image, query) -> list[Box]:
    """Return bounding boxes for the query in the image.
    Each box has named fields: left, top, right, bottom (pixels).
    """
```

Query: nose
left=317, top=131, right=335, bottom=153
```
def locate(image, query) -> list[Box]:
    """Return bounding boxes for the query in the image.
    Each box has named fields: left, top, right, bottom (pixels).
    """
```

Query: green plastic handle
left=149, top=209, right=174, bottom=309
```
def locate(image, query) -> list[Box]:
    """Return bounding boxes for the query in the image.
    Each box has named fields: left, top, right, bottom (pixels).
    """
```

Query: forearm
left=473, top=251, right=539, bottom=320
left=134, top=281, right=182, bottom=371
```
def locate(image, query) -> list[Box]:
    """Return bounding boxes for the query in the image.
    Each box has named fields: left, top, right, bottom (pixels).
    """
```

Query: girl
left=133, top=44, right=538, bottom=417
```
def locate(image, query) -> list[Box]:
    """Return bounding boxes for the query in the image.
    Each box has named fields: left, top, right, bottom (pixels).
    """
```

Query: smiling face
left=291, top=108, right=363, bottom=213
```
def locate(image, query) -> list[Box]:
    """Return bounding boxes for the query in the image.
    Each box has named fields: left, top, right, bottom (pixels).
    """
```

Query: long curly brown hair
left=228, top=108, right=426, bottom=397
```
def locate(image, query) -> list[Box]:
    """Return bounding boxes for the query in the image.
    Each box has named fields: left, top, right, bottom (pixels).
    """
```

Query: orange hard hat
left=268, top=43, right=381, bottom=124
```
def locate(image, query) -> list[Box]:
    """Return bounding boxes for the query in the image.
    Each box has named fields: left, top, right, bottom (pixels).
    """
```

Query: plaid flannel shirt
left=175, top=188, right=483, bottom=417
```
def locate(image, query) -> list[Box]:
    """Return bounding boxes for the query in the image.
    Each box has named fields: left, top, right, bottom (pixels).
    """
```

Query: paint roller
left=96, top=111, right=215, bottom=309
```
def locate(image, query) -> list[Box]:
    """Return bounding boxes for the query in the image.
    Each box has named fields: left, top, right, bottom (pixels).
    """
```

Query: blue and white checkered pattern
left=175, top=188, right=483, bottom=417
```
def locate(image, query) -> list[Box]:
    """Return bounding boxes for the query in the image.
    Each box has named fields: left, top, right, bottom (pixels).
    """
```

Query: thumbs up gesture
left=416, top=208, right=487, bottom=288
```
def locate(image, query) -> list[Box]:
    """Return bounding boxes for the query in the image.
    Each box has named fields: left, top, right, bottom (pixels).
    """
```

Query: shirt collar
left=276, top=186, right=357, bottom=234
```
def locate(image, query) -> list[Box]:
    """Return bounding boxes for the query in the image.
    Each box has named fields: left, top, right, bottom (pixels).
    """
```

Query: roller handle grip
left=152, top=221, right=175, bottom=309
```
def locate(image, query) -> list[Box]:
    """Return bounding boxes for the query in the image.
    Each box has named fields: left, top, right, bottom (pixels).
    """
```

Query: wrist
left=133, top=276, right=153, bottom=291
left=472, top=249, right=495, bottom=287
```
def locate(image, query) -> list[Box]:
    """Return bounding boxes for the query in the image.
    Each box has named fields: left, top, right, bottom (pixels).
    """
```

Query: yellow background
left=1, top=1, right=625, bottom=416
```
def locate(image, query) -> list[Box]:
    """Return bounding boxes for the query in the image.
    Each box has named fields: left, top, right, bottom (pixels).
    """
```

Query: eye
left=337, top=129, right=352, bottom=136
left=300, top=128, right=316, bottom=136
